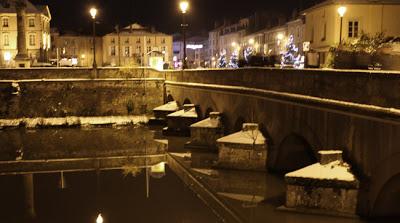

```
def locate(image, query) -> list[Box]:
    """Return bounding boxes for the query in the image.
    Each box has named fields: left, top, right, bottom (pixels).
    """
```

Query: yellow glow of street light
left=231, top=42, right=237, bottom=47
left=90, top=7, right=97, bottom=19
left=248, top=38, right=255, bottom=45
left=338, top=6, right=347, bottom=17
left=277, top=33, right=284, bottom=40
left=96, top=214, right=103, bottom=223
left=179, top=1, right=189, bottom=14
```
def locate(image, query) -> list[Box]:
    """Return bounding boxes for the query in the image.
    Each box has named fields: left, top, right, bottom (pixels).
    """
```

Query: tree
left=281, top=35, right=299, bottom=67
left=218, top=49, right=227, bottom=68
left=228, top=51, right=239, bottom=68
left=244, top=47, right=253, bottom=63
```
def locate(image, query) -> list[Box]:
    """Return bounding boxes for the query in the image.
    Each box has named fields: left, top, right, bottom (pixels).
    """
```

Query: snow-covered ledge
left=185, top=112, right=224, bottom=150
left=216, top=123, right=267, bottom=171
left=283, top=150, right=359, bottom=217
left=163, top=104, right=199, bottom=136
left=150, top=101, right=180, bottom=125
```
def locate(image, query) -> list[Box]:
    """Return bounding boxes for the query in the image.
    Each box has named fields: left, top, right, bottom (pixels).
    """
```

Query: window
left=321, top=22, right=326, bottom=41
left=348, top=21, right=359, bottom=38
left=111, top=38, right=115, bottom=44
left=161, top=46, right=166, bottom=52
left=125, top=38, right=129, bottom=44
left=3, top=34, right=9, bottom=46
left=147, top=38, right=151, bottom=44
left=124, top=46, right=130, bottom=57
left=147, top=46, right=151, bottom=53
left=2, top=18, right=8, bottom=27
left=28, top=18, right=35, bottom=27
left=136, top=45, right=141, bottom=53
left=29, top=34, right=35, bottom=46
left=136, top=38, right=141, bottom=44
left=161, top=38, right=166, bottom=44
left=110, top=46, right=116, bottom=56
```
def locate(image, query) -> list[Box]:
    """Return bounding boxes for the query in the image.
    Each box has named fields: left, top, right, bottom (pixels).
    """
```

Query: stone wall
left=0, top=68, right=164, bottom=118
left=165, top=68, right=400, bottom=109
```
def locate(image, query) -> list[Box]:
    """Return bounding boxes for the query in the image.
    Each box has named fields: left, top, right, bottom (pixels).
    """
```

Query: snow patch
left=285, top=161, right=356, bottom=182
left=153, top=101, right=179, bottom=112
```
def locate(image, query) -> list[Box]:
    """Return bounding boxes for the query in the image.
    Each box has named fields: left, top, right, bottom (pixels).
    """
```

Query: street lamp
left=96, top=214, right=103, bottom=223
left=179, top=1, right=189, bottom=69
left=337, top=6, right=347, bottom=44
left=90, top=7, right=98, bottom=69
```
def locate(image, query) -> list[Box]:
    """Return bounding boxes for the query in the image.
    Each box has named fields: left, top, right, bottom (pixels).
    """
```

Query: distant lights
left=3, top=51, right=11, bottom=61
left=179, top=1, right=189, bottom=14
left=186, top=44, right=203, bottom=50
left=96, top=214, right=103, bottom=223
left=248, top=38, right=255, bottom=45
left=276, top=33, right=284, bottom=40
left=89, top=7, right=98, bottom=19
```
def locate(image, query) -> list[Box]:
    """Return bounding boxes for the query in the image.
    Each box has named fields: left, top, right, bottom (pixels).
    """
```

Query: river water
left=0, top=126, right=397, bottom=223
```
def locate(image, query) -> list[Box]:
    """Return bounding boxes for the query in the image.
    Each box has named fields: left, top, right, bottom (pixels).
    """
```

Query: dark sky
left=30, top=0, right=313, bottom=35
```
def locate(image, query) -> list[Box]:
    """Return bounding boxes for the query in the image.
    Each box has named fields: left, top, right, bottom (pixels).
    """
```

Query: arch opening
left=373, top=173, right=400, bottom=217
left=273, top=133, right=316, bottom=172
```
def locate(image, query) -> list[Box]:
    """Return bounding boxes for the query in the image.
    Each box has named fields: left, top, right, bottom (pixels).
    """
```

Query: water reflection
left=0, top=165, right=221, bottom=223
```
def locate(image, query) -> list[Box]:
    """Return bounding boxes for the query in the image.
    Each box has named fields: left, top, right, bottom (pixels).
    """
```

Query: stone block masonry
left=0, top=68, right=165, bottom=119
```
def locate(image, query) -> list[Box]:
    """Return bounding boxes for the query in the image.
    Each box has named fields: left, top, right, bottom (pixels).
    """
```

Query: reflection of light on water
left=96, top=213, right=103, bottom=223
left=150, top=162, right=165, bottom=179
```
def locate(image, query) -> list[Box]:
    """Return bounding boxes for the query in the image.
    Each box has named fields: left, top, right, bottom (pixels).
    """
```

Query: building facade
left=50, top=30, right=102, bottom=67
left=173, top=35, right=208, bottom=68
left=102, top=23, right=173, bottom=68
left=0, top=1, right=51, bottom=67
left=303, top=0, right=400, bottom=65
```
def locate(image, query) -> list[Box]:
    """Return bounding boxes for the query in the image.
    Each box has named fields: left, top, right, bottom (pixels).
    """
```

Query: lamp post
left=90, top=7, right=98, bottom=69
left=179, top=1, right=189, bottom=69
left=337, top=6, right=347, bottom=45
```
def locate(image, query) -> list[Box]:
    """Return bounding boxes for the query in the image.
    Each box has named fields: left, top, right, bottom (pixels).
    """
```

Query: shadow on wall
left=271, top=133, right=317, bottom=173
left=167, top=94, right=174, bottom=103
left=373, top=173, right=400, bottom=217
left=204, top=107, right=214, bottom=118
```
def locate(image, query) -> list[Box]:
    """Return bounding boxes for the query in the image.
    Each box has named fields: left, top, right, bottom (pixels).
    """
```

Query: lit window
left=29, top=34, right=35, bottom=46
left=3, top=34, right=9, bottom=46
left=136, top=45, right=141, bottom=53
left=28, top=18, right=35, bottom=27
left=2, top=18, right=8, bottom=27
left=348, top=21, right=359, bottom=38
left=124, top=46, right=130, bottom=57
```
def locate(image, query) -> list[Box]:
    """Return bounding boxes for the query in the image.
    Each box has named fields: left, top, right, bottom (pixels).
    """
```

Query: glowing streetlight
left=231, top=42, right=237, bottom=47
left=90, top=7, right=97, bottom=19
left=179, top=1, right=189, bottom=14
left=337, top=6, right=347, bottom=44
left=89, top=7, right=98, bottom=69
left=96, top=214, right=103, bottom=223
left=276, top=33, right=284, bottom=40
left=179, top=1, right=189, bottom=69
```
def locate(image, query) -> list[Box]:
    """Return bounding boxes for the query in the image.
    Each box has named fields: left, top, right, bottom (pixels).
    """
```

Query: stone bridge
left=164, top=68, right=400, bottom=217
left=0, top=67, right=399, bottom=217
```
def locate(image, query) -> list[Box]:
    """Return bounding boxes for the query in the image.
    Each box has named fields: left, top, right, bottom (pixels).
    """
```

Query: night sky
left=30, top=0, right=317, bottom=35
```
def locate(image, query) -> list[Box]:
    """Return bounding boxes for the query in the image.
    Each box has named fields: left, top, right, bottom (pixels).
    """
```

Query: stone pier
left=216, top=123, right=267, bottom=171
left=185, top=112, right=224, bottom=150
left=283, top=150, right=359, bottom=217
left=163, top=104, right=199, bottom=136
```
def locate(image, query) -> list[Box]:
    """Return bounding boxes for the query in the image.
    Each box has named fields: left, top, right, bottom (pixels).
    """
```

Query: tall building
left=102, top=23, right=172, bottom=68
left=0, top=1, right=51, bottom=67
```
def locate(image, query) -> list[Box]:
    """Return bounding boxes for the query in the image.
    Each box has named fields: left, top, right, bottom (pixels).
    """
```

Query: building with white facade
left=303, top=0, right=400, bottom=65
left=102, top=23, right=172, bottom=68
left=0, top=1, right=51, bottom=67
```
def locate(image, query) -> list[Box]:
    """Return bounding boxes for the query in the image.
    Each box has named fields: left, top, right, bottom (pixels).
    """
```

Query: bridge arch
left=272, top=133, right=317, bottom=172
left=370, top=153, right=400, bottom=216
left=166, top=94, right=174, bottom=102
left=183, top=98, right=192, bottom=105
